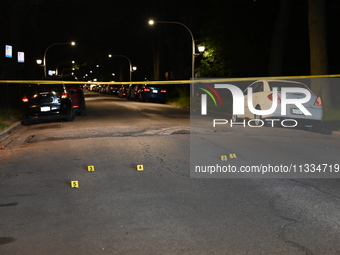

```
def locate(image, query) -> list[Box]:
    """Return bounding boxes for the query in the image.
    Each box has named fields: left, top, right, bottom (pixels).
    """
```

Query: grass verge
left=322, top=109, right=340, bottom=132
left=166, top=86, right=191, bottom=108
left=0, top=108, right=22, bottom=133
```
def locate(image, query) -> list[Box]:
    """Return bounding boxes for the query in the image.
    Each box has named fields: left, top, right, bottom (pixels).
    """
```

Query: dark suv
left=22, top=83, right=74, bottom=125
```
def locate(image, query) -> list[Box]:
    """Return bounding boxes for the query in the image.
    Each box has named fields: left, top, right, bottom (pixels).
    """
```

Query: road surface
left=1, top=91, right=340, bottom=254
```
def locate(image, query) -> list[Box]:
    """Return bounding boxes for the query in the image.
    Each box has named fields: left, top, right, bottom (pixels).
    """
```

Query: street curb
left=0, top=121, right=22, bottom=142
left=332, top=130, right=340, bottom=137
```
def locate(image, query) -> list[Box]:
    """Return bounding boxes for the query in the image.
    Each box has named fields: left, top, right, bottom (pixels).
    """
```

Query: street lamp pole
left=43, top=41, right=76, bottom=77
left=148, top=20, right=197, bottom=95
left=108, top=54, right=135, bottom=82
left=56, top=60, right=75, bottom=76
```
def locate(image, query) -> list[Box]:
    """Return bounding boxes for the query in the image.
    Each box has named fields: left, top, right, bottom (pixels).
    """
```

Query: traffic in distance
left=89, top=84, right=167, bottom=104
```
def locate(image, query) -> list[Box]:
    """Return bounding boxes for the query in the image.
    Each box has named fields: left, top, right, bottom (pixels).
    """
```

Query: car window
left=252, top=82, right=263, bottom=93
left=268, top=81, right=310, bottom=92
left=244, top=82, right=263, bottom=95
left=24, top=84, right=63, bottom=94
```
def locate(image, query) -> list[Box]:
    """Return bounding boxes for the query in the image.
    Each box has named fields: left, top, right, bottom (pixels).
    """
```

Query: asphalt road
left=1, top=91, right=340, bottom=255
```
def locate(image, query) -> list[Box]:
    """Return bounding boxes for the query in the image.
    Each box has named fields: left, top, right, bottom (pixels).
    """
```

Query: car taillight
left=314, top=96, right=322, bottom=106
left=160, top=89, right=166, bottom=93
left=267, top=93, right=281, bottom=103
left=61, top=92, right=68, bottom=99
left=144, top=88, right=151, bottom=92
left=22, top=96, right=29, bottom=103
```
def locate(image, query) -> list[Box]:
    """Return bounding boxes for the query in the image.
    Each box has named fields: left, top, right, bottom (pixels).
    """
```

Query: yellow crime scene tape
left=1, top=74, right=340, bottom=85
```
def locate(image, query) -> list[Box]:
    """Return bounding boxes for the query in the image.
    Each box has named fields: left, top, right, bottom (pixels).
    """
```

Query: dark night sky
left=0, top=0, right=211, bottom=80
left=1, top=0, right=340, bottom=80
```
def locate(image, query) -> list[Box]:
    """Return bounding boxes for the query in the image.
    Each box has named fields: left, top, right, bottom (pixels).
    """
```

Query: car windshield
left=268, top=81, right=310, bottom=92
left=25, top=84, right=63, bottom=95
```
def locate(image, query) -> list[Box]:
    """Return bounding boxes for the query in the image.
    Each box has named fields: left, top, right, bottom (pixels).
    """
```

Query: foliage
left=197, top=0, right=275, bottom=78
left=197, top=43, right=233, bottom=77
left=167, top=85, right=190, bottom=107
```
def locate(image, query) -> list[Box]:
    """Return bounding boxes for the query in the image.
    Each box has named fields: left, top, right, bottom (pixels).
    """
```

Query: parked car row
left=87, top=84, right=120, bottom=95
left=21, top=82, right=86, bottom=125
left=89, top=84, right=167, bottom=104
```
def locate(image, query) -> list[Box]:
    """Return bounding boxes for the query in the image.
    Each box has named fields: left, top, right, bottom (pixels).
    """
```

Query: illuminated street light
left=148, top=20, right=202, bottom=96
left=36, top=59, right=42, bottom=65
left=108, top=54, right=136, bottom=82
left=43, top=41, right=76, bottom=77
left=198, top=45, right=205, bottom=53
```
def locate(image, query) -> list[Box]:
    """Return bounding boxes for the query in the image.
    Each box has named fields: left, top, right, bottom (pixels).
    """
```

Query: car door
left=243, top=81, right=264, bottom=118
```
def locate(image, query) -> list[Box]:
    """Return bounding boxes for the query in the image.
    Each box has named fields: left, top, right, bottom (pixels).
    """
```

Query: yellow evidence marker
left=137, top=165, right=144, bottom=171
left=88, top=165, right=95, bottom=172
left=71, top=181, right=79, bottom=188
left=221, top=155, right=228, bottom=161
left=229, top=153, right=237, bottom=159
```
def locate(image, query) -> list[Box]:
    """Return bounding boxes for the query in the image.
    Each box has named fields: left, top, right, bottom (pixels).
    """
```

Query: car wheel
left=253, top=106, right=263, bottom=126
left=66, top=108, right=75, bottom=121
left=22, top=117, right=32, bottom=126
left=80, top=105, right=87, bottom=116
left=232, top=114, right=241, bottom=122
left=310, top=122, right=322, bottom=132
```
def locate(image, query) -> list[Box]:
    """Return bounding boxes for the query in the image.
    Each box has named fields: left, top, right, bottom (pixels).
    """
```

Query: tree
left=268, top=0, right=292, bottom=76
left=308, top=0, right=333, bottom=109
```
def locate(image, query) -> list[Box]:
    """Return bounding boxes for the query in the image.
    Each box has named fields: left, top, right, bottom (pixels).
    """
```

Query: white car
left=232, top=80, right=323, bottom=128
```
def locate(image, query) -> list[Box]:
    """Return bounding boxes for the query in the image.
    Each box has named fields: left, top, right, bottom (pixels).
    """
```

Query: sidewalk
left=0, top=121, right=22, bottom=143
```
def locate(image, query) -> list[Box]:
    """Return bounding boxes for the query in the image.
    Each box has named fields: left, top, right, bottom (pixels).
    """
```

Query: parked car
left=107, top=85, right=120, bottom=95
left=137, top=84, right=167, bottom=103
left=129, top=85, right=141, bottom=101
left=99, top=85, right=108, bottom=94
left=65, top=84, right=87, bottom=116
left=118, top=85, right=129, bottom=98
left=126, top=84, right=135, bottom=100
left=232, top=80, right=323, bottom=128
left=21, top=83, right=74, bottom=125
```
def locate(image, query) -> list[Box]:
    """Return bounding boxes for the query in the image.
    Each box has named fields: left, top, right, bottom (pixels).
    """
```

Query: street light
left=43, top=41, right=76, bottom=77
left=198, top=45, right=205, bottom=54
left=108, top=54, right=136, bottom=82
left=149, top=20, right=203, bottom=96
left=148, top=19, right=200, bottom=79
left=55, top=60, right=75, bottom=76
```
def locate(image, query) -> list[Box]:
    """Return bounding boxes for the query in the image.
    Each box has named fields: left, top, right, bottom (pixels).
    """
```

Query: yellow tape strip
left=1, top=74, right=340, bottom=85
